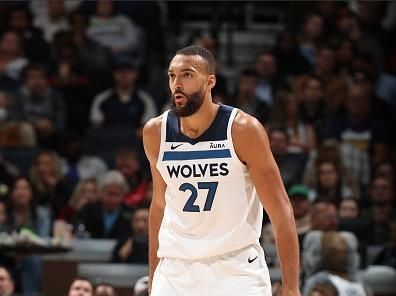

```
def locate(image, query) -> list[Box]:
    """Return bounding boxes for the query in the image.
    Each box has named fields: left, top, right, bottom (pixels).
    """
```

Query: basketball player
left=143, top=46, right=300, bottom=295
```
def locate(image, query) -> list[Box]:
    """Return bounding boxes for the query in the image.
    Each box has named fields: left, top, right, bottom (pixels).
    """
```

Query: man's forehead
left=169, top=54, right=206, bottom=71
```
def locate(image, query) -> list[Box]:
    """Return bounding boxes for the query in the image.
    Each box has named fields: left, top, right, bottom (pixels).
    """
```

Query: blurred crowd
left=0, top=0, right=395, bottom=295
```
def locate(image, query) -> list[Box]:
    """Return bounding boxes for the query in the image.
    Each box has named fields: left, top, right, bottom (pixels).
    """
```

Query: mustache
left=172, top=90, right=188, bottom=97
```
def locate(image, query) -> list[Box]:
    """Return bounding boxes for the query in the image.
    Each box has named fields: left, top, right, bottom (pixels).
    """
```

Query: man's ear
left=208, top=74, right=216, bottom=89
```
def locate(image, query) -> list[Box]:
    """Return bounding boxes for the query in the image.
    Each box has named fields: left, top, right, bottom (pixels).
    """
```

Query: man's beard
left=171, top=87, right=205, bottom=117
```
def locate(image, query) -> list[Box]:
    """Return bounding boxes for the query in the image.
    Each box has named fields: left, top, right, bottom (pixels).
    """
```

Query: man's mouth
left=173, top=93, right=186, bottom=104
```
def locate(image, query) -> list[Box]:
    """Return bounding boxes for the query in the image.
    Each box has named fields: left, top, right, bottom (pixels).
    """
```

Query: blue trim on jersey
left=163, top=149, right=231, bottom=161
left=165, top=104, right=234, bottom=144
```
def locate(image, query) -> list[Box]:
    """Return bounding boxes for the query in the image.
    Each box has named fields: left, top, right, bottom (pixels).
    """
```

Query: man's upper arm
left=143, top=117, right=167, bottom=206
left=232, top=112, right=292, bottom=220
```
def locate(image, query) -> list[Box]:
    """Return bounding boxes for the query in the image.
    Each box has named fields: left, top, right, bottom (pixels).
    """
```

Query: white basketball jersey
left=156, top=105, right=263, bottom=259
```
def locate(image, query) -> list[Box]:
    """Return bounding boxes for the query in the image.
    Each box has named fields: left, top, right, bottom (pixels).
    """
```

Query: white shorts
left=151, top=243, right=272, bottom=296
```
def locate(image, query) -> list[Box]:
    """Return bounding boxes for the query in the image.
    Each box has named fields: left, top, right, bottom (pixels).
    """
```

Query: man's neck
left=179, top=100, right=219, bottom=139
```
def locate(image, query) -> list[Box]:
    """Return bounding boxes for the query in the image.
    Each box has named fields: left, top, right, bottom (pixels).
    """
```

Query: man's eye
left=184, top=73, right=192, bottom=77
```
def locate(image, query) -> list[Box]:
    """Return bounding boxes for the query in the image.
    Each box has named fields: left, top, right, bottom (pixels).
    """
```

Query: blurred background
left=0, top=0, right=395, bottom=295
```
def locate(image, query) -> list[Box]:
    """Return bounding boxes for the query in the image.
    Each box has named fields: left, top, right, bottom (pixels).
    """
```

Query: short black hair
left=176, top=45, right=216, bottom=74
left=69, top=276, right=94, bottom=290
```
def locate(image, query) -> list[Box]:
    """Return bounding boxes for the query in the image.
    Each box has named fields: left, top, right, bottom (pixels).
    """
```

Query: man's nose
left=173, top=77, right=183, bottom=90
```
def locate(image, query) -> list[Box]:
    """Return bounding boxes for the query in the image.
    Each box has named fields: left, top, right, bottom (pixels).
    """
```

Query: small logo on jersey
left=170, top=143, right=183, bottom=150
left=248, top=256, right=258, bottom=263
left=210, top=143, right=226, bottom=149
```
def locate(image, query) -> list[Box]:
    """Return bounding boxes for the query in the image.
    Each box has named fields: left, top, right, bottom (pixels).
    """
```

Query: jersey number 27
left=179, top=182, right=218, bottom=212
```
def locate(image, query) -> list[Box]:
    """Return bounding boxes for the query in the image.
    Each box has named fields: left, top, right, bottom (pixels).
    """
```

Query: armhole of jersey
left=227, top=108, right=245, bottom=167
left=156, top=110, right=169, bottom=170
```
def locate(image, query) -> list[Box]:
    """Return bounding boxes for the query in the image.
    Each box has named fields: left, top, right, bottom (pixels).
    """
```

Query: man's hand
left=119, top=238, right=134, bottom=260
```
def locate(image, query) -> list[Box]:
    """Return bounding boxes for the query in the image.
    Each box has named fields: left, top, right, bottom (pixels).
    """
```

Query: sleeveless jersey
left=156, top=105, right=263, bottom=259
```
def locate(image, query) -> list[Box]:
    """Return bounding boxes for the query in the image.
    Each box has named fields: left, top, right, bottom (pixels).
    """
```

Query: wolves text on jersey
left=166, top=163, right=229, bottom=178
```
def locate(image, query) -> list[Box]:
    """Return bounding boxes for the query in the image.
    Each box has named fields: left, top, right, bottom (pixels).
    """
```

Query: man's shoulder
left=143, top=114, right=163, bottom=133
left=142, top=114, right=163, bottom=145
left=232, top=109, right=265, bottom=135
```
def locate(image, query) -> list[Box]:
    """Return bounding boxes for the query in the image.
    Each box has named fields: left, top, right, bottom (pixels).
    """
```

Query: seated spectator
left=310, top=202, right=338, bottom=232
left=95, top=283, right=117, bottom=296
left=29, top=150, right=72, bottom=218
left=367, top=176, right=394, bottom=206
left=68, top=10, right=112, bottom=91
left=310, top=160, right=354, bottom=206
left=338, top=197, right=370, bottom=258
left=373, top=220, right=396, bottom=268
left=68, top=277, right=93, bottom=296
left=297, top=13, right=324, bottom=67
left=324, top=83, right=391, bottom=187
left=273, top=30, right=310, bottom=86
left=0, top=265, right=15, bottom=296
left=6, top=177, right=51, bottom=296
left=0, top=91, right=36, bottom=147
left=234, top=69, right=270, bottom=124
left=74, top=170, right=130, bottom=240
left=112, top=206, right=148, bottom=264
left=6, top=177, right=51, bottom=237
left=334, top=39, right=357, bottom=76
left=270, top=91, right=316, bottom=154
left=303, top=139, right=358, bottom=197
left=87, top=0, right=144, bottom=58
left=338, top=197, right=359, bottom=220
left=362, top=176, right=395, bottom=245
left=372, top=160, right=395, bottom=190
left=351, top=51, right=396, bottom=111
left=0, top=31, right=28, bottom=91
left=89, top=55, right=156, bottom=132
left=303, top=231, right=367, bottom=296
left=288, top=184, right=312, bottom=247
left=293, top=45, right=349, bottom=117
left=254, top=51, right=287, bottom=107
left=268, top=128, right=307, bottom=188
left=6, top=6, right=50, bottom=63
left=58, top=178, right=98, bottom=223
left=59, top=132, right=108, bottom=185
left=10, top=64, right=66, bottom=148
left=115, top=147, right=148, bottom=208
left=33, top=0, right=70, bottom=42
left=298, top=75, right=329, bottom=141
left=49, top=32, right=92, bottom=132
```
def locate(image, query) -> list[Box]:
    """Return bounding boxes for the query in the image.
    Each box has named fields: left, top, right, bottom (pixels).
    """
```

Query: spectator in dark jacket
left=75, top=170, right=130, bottom=240
left=11, top=64, right=66, bottom=148
left=112, top=206, right=148, bottom=264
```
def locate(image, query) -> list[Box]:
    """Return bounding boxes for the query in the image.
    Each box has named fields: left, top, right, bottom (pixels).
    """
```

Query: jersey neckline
left=169, top=104, right=228, bottom=145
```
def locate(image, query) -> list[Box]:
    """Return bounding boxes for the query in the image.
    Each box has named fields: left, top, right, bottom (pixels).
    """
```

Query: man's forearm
left=273, top=215, right=300, bottom=292
left=149, top=236, right=159, bottom=290
left=148, top=205, right=164, bottom=290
